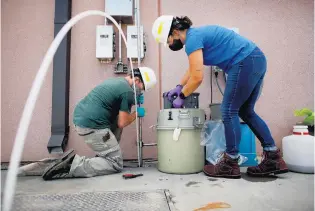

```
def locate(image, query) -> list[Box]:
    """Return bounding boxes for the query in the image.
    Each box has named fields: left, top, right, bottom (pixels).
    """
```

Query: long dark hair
left=168, top=16, right=193, bottom=36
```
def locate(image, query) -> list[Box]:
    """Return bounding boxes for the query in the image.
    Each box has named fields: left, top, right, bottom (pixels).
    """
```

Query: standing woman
left=152, top=15, right=288, bottom=178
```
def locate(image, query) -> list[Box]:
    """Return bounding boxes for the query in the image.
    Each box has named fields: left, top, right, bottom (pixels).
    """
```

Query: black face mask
left=169, top=39, right=183, bottom=51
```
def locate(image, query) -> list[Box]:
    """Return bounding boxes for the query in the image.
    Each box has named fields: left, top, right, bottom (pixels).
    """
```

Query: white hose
left=3, top=10, right=139, bottom=211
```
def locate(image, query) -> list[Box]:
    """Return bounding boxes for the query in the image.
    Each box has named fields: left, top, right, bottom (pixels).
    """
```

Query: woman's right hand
left=165, top=85, right=183, bottom=101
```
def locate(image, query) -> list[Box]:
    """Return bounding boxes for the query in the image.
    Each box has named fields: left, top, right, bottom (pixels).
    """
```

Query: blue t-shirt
left=185, top=25, right=257, bottom=71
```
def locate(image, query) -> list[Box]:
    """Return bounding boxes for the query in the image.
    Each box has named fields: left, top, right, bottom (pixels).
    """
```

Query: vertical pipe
left=157, top=0, right=162, bottom=109
left=104, top=0, right=107, bottom=25
left=135, top=0, right=143, bottom=167
left=138, top=107, right=143, bottom=167
left=136, top=0, right=141, bottom=67
left=119, top=21, right=122, bottom=61
left=47, top=0, right=72, bottom=154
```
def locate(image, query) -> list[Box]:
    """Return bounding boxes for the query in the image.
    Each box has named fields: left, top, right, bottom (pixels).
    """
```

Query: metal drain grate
left=11, top=190, right=171, bottom=211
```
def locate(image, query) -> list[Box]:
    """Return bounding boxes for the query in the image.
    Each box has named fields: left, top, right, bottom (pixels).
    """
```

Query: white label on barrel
left=173, top=128, right=181, bottom=141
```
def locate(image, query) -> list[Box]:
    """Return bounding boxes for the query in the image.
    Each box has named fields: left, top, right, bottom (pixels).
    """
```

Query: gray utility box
left=105, top=0, right=134, bottom=24
left=163, top=92, right=200, bottom=109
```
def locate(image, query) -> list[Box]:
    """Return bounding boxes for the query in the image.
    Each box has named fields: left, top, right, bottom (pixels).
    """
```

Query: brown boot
left=203, top=153, right=241, bottom=179
left=247, top=149, right=288, bottom=177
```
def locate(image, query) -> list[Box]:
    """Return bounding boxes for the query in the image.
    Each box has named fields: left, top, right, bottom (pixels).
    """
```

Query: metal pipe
left=135, top=0, right=143, bottom=167
left=136, top=0, right=141, bottom=66
left=215, top=74, right=224, bottom=96
left=157, top=0, right=162, bottom=109
left=143, top=143, right=157, bottom=146
left=104, top=0, right=107, bottom=25
left=138, top=115, right=143, bottom=167
left=119, top=21, right=122, bottom=61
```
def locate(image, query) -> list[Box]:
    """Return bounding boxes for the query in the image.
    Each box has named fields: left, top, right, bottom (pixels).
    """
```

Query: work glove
left=172, top=93, right=185, bottom=108
left=136, top=94, right=144, bottom=105
left=137, top=107, right=146, bottom=117
left=166, top=85, right=183, bottom=102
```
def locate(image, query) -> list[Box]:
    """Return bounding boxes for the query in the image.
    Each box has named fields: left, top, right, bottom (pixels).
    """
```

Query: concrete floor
left=1, top=164, right=314, bottom=211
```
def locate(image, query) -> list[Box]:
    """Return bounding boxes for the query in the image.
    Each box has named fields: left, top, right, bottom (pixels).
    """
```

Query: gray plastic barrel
left=156, top=109, right=205, bottom=174
left=209, top=103, right=222, bottom=120
left=209, top=103, right=244, bottom=122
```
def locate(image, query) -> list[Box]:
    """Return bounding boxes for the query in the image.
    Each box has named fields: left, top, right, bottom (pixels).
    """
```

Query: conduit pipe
left=135, top=0, right=143, bottom=167
left=157, top=0, right=162, bottom=109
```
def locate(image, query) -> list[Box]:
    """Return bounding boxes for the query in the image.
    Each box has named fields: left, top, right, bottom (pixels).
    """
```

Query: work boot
left=42, top=149, right=75, bottom=181
left=247, top=149, right=288, bottom=177
left=203, top=153, right=241, bottom=179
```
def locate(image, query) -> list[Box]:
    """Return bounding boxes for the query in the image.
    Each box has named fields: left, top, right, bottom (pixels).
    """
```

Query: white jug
left=282, top=125, right=314, bottom=174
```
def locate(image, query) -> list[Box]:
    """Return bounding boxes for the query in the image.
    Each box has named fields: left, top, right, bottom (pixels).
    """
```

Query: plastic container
left=156, top=109, right=205, bottom=174
left=209, top=103, right=244, bottom=122
left=239, top=123, right=258, bottom=166
left=202, top=120, right=248, bottom=166
left=202, top=121, right=257, bottom=166
left=282, top=125, right=314, bottom=174
left=163, top=92, right=200, bottom=109
left=209, top=103, right=222, bottom=120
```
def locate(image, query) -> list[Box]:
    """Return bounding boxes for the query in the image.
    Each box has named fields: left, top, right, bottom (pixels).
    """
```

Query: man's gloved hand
left=136, top=94, right=144, bottom=105
left=137, top=107, right=146, bottom=117
left=172, top=92, right=186, bottom=108
left=166, top=85, right=183, bottom=102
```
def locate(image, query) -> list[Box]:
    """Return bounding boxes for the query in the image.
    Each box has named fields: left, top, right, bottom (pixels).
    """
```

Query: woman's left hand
left=172, top=96, right=185, bottom=108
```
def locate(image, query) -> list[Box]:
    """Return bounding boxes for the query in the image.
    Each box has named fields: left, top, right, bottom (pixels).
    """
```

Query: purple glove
left=172, top=93, right=186, bottom=108
left=166, top=85, right=183, bottom=101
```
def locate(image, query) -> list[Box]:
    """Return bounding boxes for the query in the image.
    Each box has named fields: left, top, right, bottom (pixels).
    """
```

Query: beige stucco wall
left=2, top=0, right=55, bottom=161
left=1, top=0, right=314, bottom=162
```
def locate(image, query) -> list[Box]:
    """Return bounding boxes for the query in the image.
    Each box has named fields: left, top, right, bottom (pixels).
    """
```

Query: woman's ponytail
left=171, top=16, right=193, bottom=31
left=180, top=16, right=193, bottom=28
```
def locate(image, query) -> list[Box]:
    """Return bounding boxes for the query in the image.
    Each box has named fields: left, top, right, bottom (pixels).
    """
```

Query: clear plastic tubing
left=3, top=10, right=139, bottom=211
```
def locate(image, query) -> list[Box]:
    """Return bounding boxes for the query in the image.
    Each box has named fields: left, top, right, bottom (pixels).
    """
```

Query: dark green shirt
left=73, top=78, right=135, bottom=130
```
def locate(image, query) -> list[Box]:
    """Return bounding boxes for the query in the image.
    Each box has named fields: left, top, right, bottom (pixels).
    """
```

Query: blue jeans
left=221, top=47, right=276, bottom=156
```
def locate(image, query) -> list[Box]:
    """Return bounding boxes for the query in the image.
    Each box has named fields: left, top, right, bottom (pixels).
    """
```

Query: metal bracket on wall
left=47, top=0, right=72, bottom=154
left=114, top=61, right=129, bottom=74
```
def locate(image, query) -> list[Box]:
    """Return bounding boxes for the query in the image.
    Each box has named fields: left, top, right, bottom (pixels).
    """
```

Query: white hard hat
left=138, top=67, right=157, bottom=91
left=152, top=15, right=174, bottom=46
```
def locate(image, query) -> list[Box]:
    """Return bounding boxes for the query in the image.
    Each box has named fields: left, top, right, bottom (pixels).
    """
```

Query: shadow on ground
left=240, top=172, right=286, bottom=182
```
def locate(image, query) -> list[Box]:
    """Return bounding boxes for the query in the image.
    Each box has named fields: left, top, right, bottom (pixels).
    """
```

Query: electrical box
left=96, top=25, right=115, bottom=62
left=127, top=25, right=145, bottom=61
left=105, top=0, right=134, bottom=24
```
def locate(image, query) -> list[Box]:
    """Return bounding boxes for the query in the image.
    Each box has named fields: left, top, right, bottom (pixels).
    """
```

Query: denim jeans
left=221, top=47, right=276, bottom=156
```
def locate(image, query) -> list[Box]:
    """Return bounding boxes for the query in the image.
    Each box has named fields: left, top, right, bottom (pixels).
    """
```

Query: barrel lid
left=294, top=125, right=308, bottom=129
left=163, top=92, right=200, bottom=96
left=157, top=108, right=205, bottom=129
left=293, top=125, right=309, bottom=135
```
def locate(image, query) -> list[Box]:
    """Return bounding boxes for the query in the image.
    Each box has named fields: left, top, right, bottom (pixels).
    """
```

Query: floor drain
left=10, top=189, right=172, bottom=211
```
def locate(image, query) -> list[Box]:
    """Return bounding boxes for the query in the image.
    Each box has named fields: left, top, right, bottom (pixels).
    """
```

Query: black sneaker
left=42, top=149, right=75, bottom=180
